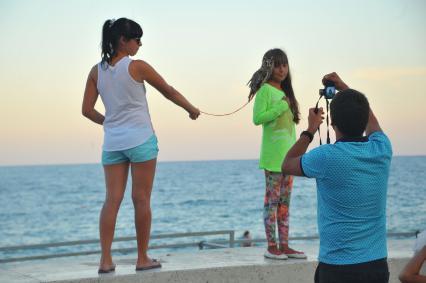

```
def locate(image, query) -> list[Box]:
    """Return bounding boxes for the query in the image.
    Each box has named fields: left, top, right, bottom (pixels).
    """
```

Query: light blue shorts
left=102, top=135, right=159, bottom=165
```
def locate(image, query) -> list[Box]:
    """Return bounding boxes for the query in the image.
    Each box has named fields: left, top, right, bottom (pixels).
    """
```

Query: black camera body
left=319, top=80, right=336, bottom=99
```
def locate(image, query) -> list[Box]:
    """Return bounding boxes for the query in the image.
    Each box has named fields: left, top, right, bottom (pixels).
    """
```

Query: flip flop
left=98, top=264, right=116, bottom=274
left=135, top=259, right=162, bottom=271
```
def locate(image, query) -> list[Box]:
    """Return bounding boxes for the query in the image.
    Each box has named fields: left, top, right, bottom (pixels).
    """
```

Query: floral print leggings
left=263, top=170, right=293, bottom=247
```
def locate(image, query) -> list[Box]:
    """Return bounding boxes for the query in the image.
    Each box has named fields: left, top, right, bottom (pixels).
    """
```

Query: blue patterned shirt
left=301, top=131, right=392, bottom=264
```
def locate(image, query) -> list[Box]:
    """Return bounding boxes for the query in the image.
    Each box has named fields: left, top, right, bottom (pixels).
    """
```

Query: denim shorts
left=102, top=135, right=159, bottom=165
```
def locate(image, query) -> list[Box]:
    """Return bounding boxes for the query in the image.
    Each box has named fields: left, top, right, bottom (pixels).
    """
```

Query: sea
left=0, top=156, right=425, bottom=260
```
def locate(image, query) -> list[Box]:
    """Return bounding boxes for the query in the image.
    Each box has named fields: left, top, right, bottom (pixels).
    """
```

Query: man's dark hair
left=330, top=89, right=370, bottom=137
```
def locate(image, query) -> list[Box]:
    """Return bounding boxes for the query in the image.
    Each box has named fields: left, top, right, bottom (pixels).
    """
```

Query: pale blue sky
left=0, top=0, right=425, bottom=165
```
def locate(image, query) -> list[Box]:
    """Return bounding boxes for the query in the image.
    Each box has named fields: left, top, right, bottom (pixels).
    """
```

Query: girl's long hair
left=101, top=18, right=143, bottom=68
left=248, top=49, right=300, bottom=124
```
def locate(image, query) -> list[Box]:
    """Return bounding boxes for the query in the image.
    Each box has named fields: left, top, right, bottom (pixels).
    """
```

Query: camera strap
left=315, top=96, right=331, bottom=145
left=315, top=96, right=323, bottom=145
left=326, top=99, right=331, bottom=144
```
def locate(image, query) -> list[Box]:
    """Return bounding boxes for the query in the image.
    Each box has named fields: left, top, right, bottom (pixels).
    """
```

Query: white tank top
left=97, top=56, right=154, bottom=151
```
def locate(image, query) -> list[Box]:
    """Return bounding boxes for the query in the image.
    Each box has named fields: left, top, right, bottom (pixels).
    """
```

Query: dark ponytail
left=101, top=20, right=115, bottom=67
left=101, top=18, right=143, bottom=68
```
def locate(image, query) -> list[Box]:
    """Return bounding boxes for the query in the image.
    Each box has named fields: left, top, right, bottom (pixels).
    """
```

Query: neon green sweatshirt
left=253, top=83, right=296, bottom=172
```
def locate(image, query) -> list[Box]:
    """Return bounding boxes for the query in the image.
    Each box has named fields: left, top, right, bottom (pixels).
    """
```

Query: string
left=200, top=100, right=251, bottom=117
left=315, top=95, right=323, bottom=145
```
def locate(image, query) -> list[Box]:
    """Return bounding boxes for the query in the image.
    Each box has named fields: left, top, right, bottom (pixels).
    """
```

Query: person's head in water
left=242, top=230, right=253, bottom=247
left=101, top=18, right=143, bottom=66
left=330, top=89, right=370, bottom=137
left=248, top=48, right=300, bottom=124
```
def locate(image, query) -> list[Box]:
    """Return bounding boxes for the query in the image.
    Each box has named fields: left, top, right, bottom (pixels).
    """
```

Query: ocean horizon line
left=1, top=155, right=425, bottom=168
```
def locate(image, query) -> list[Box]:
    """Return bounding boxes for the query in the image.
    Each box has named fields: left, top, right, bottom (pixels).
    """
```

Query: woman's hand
left=188, top=107, right=200, bottom=120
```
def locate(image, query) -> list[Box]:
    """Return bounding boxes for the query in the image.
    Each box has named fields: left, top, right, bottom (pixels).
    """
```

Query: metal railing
left=0, top=230, right=418, bottom=264
left=200, top=231, right=420, bottom=248
left=0, top=230, right=234, bottom=263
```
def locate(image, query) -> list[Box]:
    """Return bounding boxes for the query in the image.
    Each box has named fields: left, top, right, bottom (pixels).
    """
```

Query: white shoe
left=280, top=246, right=307, bottom=259
left=285, top=252, right=307, bottom=259
left=264, top=249, right=288, bottom=260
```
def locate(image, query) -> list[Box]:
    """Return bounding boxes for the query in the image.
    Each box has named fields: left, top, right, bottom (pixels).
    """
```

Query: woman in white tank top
left=82, top=18, right=200, bottom=273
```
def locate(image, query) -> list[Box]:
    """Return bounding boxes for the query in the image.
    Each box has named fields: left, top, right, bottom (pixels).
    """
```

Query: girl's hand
left=283, top=96, right=290, bottom=105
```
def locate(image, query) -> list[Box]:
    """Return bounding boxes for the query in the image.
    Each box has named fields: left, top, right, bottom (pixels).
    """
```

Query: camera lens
left=325, top=87, right=336, bottom=99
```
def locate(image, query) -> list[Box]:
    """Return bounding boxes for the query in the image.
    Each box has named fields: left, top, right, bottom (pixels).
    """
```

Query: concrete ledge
left=1, top=242, right=424, bottom=283
left=93, top=262, right=319, bottom=283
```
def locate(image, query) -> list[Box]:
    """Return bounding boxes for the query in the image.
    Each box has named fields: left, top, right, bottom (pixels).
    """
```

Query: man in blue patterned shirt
left=282, top=72, right=392, bottom=283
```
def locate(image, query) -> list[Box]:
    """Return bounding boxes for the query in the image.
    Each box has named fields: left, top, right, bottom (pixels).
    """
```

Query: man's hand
left=322, top=72, right=349, bottom=91
left=282, top=107, right=324, bottom=176
left=308, top=107, right=324, bottom=134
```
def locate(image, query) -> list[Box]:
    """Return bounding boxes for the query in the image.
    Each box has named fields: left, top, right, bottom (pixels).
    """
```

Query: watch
left=300, top=130, right=314, bottom=143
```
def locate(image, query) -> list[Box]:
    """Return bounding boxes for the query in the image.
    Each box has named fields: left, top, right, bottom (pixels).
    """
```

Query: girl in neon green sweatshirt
left=249, top=48, right=306, bottom=260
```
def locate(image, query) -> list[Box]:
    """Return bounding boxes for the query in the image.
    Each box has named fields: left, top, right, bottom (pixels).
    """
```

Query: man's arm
left=322, top=72, right=382, bottom=136
left=365, top=109, right=382, bottom=135
left=282, top=107, right=324, bottom=176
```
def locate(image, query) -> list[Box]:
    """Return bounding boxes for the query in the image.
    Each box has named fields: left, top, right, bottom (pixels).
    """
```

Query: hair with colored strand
left=101, top=18, right=143, bottom=68
left=330, top=89, right=370, bottom=137
left=248, top=48, right=300, bottom=124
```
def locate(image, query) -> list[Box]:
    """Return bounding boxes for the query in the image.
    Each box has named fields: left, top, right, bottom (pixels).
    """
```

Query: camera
left=319, top=80, right=336, bottom=99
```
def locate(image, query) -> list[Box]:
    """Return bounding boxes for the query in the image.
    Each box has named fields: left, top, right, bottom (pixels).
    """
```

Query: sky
left=0, top=0, right=425, bottom=166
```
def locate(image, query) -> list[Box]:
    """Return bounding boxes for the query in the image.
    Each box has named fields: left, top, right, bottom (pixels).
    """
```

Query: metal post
left=229, top=231, right=235, bottom=248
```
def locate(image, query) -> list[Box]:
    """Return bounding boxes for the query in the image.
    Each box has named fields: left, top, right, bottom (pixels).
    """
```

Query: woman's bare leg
left=99, top=162, right=129, bottom=270
left=130, top=159, right=159, bottom=268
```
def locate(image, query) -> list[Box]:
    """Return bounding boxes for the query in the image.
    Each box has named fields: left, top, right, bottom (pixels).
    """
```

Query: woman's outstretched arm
left=134, top=60, right=200, bottom=120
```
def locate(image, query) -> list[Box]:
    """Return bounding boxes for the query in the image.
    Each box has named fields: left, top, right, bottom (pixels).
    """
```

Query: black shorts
left=314, top=258, right=389, bottom=283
